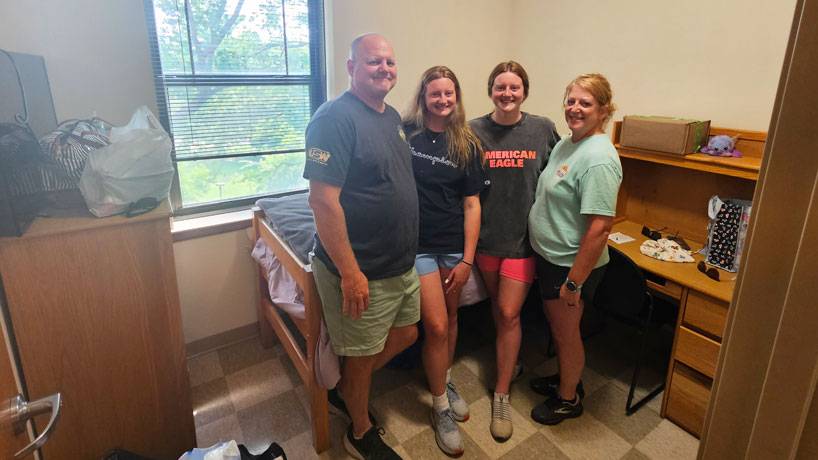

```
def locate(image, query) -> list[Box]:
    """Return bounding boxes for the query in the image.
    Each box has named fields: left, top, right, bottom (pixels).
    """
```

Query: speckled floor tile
left=582, top=382, right=662, bottom=444
left=218, top=337, right=278, bottom=374
left=371, top=380, right=431, bottom=444
left=539, top=411, right=632, bottom=460
left=225, top=358, right=293, bottom=411
left=634, top=419, right=699, bottom=460
left=401, top=425, right=489, bottom=460
left=191, top=377, right=235, bottom=427
left=188, top=351, right=225, bottom=387
left=498, top=431, right=570, bottom=460
left=618, top=448, right=652, bottom=460
left=236, top=389, right=311, bottom=453
left=195, top=413, right=244, bottom=448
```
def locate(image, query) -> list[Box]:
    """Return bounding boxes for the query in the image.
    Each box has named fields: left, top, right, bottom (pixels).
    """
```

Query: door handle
left=0, top=393, right=62, bottom=458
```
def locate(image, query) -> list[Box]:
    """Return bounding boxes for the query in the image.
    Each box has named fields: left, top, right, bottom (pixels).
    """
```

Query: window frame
left=143, top=0, right=326, bottom=216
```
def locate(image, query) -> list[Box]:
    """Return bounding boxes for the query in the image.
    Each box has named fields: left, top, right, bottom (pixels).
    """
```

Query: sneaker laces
left=493, top=394, right=511, bottom=421
left=446, top=381, right=461, bottom=402
left=437, top=408, right=458, bottom=433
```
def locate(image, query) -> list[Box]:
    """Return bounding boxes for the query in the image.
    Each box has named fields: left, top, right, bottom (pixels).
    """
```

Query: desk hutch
left=609, top=121, right=765, bottom=437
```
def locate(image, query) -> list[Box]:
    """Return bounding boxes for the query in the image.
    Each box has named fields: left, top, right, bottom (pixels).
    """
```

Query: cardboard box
left=620, top=116, right=710, bottom=155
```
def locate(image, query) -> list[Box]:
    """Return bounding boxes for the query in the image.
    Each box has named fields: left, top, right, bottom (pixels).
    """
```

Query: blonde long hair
left=403, top=66, right=483, bottom=169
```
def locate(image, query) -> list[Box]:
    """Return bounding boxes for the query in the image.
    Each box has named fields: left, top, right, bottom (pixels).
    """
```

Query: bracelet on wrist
left=461, top=260, right=473, bottom=266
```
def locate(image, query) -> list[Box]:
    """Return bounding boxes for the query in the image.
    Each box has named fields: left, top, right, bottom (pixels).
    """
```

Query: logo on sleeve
left=397, top=125, right=407, bottom=142
left=556, top=165, right=568, bottom=178
left=308, top=148, right=331, bottom=165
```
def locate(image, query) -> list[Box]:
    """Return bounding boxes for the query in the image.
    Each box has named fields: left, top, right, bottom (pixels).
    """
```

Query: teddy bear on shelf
left=701, top=134, right=742, bottom=157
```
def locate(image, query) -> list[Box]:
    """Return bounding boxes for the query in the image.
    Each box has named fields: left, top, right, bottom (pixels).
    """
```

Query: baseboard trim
left=185, top=322, right=260, bottom=358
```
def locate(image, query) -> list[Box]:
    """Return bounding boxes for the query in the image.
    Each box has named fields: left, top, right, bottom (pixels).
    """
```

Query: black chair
left=593, top=246, right=666, bottom=415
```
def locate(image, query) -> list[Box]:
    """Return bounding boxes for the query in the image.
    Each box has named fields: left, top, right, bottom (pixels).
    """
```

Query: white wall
left=0, top=1, right=798, bottom=345
left=0, top=0, right=156, bottom=124
left=513, top=0, right=796, bottom=133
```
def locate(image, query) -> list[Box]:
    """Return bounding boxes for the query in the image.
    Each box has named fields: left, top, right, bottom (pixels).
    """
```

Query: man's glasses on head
left=641, top=226, right=691, bottom=251
left=697, top=261, right=720, bottom=281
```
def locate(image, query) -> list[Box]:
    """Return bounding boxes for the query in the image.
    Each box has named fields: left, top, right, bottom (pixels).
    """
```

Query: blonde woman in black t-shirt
left=403, top=66, right=486, bottom=456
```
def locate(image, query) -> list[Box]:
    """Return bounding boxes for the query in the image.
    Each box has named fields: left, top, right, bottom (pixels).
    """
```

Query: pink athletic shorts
left=475, top=254, right=536, bottom=283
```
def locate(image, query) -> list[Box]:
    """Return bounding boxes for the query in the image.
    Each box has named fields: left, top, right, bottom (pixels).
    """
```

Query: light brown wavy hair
left=403, top=66, right=484, bottom=169
left=563, top=73, right=617, bottom=129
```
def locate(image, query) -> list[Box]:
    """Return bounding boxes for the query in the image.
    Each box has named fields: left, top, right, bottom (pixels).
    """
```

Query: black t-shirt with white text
left=303, top=92, right=418, bottom=280
left=406, top=124, right=488, bottom=254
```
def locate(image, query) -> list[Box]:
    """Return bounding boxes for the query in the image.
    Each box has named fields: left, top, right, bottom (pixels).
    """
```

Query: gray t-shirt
left=303, top=91, right=418, bottom=280
left=469, top=113, right=560, bottom=258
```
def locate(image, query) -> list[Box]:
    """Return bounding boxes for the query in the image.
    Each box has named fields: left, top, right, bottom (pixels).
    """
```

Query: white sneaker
left=430, top=407, right=464, bottom=455
left=446, top=381, right=470, bottom=422
left=490, top=392, right=512, bottom=441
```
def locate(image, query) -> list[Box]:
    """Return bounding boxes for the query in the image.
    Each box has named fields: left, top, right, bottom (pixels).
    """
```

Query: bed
left=251, top=192, right=487, bottom=453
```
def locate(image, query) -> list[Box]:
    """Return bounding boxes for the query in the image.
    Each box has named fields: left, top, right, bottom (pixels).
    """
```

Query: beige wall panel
left=0, top=0, right=157, bottom=124
left=326, top=0, right=510, bottom=119
left=173, top=229, right=259, bottom=343
left=514, top=0, right=796, bottom=133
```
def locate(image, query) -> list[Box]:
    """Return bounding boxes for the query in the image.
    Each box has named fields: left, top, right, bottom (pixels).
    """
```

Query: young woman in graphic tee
left=468, top=61, right=560, bottom=442
left=403, top=66, right=487, bottom=456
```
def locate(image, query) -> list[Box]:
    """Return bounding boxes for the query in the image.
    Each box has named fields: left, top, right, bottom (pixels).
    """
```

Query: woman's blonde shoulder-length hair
left=403, top=66, right=484, bottom=169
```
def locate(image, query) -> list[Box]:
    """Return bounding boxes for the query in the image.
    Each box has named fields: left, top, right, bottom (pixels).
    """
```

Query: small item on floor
left=177, top=441, right=287, bottom=460
left=639, top=238, right=695, bottom=263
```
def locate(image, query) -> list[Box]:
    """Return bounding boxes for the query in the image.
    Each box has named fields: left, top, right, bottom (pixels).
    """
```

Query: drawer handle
left=1, top=393, right=62, bottom=458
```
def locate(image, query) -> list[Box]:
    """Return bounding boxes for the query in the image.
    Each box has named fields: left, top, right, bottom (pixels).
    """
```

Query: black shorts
left=535, top=254, right=607, bottom=303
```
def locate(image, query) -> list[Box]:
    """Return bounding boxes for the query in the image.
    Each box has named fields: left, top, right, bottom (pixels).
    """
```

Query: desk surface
left=610, top=220, right=736, bottom=302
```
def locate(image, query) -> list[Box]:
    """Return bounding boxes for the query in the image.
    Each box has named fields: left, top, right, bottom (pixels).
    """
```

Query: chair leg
left=625, top=298, right=664, bottom=415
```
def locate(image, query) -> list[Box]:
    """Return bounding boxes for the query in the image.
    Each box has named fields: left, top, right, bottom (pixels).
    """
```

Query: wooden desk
left=0, top=197, right=195, bottom=459
left=610, top=123, right=764, bottom=437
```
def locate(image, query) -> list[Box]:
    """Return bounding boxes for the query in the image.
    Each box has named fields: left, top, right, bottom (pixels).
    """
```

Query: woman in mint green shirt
left=527, top=74, right=622, bottom=426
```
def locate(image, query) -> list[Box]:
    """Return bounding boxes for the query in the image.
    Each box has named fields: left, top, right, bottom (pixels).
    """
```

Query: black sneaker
left=328, top=387, right=377, bottom=425
left=343, top=424, right=402, bottom=460
left=529, top=373, right=585, bottom=399
left=531, top=393, right=583, bottom=425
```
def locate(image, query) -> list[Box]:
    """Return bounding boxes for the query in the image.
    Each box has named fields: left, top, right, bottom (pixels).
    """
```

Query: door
left=1, top=277, right=61, bottom=460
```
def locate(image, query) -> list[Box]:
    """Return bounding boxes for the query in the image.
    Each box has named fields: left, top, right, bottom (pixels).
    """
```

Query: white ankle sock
left=433, top=392, right=450, bottom=412
left=446, top=368, right=452, bottom=383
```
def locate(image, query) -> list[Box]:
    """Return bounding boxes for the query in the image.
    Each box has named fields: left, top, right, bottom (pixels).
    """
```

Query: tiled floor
left=187, top=300, right=699, bottom=459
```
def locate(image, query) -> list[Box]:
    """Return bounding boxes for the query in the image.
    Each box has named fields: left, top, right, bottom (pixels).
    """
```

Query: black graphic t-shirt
left=303, top=92, right=418, bottom=280
left=406, top=123, right=488, bottom=254
left=469, top=112, right=560, bottom=258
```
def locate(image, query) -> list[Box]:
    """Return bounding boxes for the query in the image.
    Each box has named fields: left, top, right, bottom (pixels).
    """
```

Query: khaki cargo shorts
left=312, top=256, right=420, bottom=357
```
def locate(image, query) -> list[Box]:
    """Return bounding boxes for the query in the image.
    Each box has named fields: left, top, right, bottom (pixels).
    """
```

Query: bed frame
left=251, top=206, right=330, bottom=452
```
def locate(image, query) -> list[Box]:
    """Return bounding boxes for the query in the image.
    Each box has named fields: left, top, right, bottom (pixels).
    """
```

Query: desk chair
left=594, top=246, right=666, bottom=415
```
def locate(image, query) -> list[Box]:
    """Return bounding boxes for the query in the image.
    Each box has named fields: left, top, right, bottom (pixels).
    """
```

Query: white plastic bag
left=79, top=106, right=174, bottom=217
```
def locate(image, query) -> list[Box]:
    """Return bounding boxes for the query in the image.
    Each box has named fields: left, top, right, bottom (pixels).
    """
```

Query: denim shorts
left=414, top=252, right=463, bottom=276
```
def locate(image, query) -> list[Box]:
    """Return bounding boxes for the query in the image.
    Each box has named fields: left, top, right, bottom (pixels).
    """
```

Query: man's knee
left=389, top=324, right=418, bottom=349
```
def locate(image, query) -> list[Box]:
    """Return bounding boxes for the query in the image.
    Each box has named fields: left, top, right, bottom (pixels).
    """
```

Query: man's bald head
left=349, top=33, right=388, bottom=61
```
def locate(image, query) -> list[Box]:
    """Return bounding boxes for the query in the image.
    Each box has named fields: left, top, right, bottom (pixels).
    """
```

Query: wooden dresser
left=0, top=197, right=195, bottom=459
left=610, top=122, right=764, bottom=437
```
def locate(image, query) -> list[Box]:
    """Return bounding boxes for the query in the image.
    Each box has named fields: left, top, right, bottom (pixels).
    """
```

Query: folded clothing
left=639, top=238, right=695, bottom=263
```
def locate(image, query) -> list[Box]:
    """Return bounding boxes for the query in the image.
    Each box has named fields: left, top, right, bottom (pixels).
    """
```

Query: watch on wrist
left=564, top=278, right=582, bottom=292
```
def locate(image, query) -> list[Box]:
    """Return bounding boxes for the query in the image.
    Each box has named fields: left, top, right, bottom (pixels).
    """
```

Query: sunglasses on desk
left=641, top=226, right=691, bottom=251
left=698, top=261, right=720, bottom=281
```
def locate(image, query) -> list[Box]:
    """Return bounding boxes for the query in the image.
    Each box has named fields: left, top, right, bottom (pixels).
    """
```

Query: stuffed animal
left=701, top=134, right=742, bottom=157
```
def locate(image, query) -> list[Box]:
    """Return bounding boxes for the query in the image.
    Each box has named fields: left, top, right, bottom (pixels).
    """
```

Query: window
left=143, top=0, right=325, bottom=214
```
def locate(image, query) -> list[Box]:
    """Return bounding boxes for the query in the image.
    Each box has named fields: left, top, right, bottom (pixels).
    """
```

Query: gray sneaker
left=446, top=381, right=470, bottom=422
left=430, top=407, right=464, bottom=455
left=490, top=392, right=513, bottom=441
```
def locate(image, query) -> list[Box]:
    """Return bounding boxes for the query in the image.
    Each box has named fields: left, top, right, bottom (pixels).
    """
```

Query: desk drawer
left=684, top=290, right=729, bottom=340
left=675, top=327, right=720, bottom=378
left=665, top=362, right=712, bottom=438
left=646, top=277, right=684, bottom=300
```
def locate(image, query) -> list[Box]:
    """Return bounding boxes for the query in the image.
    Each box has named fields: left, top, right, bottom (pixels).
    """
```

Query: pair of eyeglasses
left=641, top=226, right=691, bottom=251
left=697, top=261, right=720, bottom=281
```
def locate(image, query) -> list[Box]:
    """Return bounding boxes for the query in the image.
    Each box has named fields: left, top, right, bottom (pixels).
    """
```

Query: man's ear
left=347, top=59, right=354, bottom=77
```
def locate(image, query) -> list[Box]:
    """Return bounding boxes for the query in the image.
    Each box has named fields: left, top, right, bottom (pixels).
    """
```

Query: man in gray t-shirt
left=303, top=34, right=418, bottom=460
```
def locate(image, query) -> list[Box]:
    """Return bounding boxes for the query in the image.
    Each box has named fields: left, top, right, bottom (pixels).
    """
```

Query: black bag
left=0, top=122, right=50, bottom=236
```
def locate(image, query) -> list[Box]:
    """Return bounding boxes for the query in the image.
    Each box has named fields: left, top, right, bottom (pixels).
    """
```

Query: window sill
left=171, top=208, right=253, bottom=242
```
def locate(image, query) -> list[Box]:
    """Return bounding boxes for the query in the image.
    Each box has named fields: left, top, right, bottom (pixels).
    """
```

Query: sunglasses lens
left=707, top=268, right=719, bottom=281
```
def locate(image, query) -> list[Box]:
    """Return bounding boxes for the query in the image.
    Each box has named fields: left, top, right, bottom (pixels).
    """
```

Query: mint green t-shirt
left=528, top=134, right=622, bottom=267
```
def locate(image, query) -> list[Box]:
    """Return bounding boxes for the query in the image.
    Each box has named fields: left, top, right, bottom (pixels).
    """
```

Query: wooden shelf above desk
left=612, top=122, right=765, bottom=181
